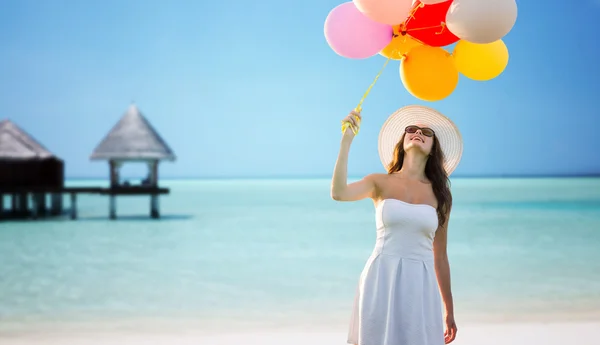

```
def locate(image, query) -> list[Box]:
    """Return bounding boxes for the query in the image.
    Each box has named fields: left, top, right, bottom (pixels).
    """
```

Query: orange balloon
left=400, top=45, right=459, bottom=101
left=380, top=34, right=422, bottom=60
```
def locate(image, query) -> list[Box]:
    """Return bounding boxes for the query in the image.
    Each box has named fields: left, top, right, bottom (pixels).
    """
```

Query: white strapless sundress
left=347, top=199, right=445, bottom=345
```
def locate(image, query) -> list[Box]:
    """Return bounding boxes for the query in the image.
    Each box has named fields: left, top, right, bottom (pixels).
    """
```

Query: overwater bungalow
left=0, top=119, right=64, bottom=218
left=90, top=104, right=176, bottom=219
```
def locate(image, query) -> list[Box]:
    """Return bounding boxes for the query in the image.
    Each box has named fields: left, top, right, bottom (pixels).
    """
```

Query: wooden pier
left=0, top=186, right=170, bottom=220
left=0, top=104, right=176, bottom=221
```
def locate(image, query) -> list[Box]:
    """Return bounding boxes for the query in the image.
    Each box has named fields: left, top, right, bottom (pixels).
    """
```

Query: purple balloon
left=324, top=2, right=394, bottom=59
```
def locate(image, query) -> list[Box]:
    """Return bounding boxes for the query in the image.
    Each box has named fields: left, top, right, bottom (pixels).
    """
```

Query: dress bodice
left=372, top=198, right=439, bottom=261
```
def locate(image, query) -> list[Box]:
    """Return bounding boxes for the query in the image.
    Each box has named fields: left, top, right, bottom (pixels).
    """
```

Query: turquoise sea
left=1, top=177, right=600, bottom=334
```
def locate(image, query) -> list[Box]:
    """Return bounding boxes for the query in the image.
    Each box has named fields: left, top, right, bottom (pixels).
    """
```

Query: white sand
left=1, top=322, right=599, bottom=345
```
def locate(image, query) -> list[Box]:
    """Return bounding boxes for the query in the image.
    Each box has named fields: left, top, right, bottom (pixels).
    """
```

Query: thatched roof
left=0, top=119, right=57, bottom=160
left=90, top=104, right=176, bottom=161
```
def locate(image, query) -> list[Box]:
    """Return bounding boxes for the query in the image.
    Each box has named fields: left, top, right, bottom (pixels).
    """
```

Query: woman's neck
left=399, top=151, right=428, bottom=180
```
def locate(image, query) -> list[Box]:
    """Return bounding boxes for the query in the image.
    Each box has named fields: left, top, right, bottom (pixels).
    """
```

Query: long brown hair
left=387, top=132, right=452, bottom=226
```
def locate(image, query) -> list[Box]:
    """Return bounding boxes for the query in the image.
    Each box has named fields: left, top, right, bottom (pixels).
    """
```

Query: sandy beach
left=1, top=321, right=599, bottom=345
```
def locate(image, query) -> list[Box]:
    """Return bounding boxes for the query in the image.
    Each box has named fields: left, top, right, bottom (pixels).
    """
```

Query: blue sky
left=0, top=0, right=599, bottom=178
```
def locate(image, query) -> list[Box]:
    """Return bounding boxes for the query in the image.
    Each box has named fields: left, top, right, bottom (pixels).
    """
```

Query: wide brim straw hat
left=378, top=105, right=463, bottom=176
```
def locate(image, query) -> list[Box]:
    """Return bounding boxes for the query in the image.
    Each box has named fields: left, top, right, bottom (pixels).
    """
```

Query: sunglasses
left=405, top=125, right=435, bottom=137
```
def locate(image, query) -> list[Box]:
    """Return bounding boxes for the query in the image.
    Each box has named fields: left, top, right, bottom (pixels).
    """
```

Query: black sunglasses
left=405, top=125, right=435, bottom=137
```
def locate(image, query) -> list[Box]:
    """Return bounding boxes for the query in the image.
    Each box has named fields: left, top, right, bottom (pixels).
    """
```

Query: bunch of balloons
left=324, top=0, right=518, bottom=102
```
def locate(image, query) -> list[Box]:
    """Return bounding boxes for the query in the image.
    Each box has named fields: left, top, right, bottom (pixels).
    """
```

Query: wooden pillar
left=70, top=193, right=77, bottom=220
left=110, top=160, right=117, bottom=187
left=149, top=160, right=158, bottom=186
left=31, top=194, right=38, bottom=219
left=35, top=193, right=46, bottom=216
left=110, top=160, right=122, bottom=188
left=150, top=194, right=159, bottom=219
left=50, top=193, right=63, bottom=215
left=109, top=195, right=116, bottom=220
left=11, top=193, right=17, bottom=215
left=17, top=193, right=28, bottom=215
left=148, top=160, right=159, bottom=219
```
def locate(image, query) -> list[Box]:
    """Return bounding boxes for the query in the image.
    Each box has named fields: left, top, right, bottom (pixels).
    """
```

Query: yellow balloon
left=452, top=39, right=509, bottom=81
left=380, top=35, right=422, bottom=60
left=400, top=45, right=459, bottom=102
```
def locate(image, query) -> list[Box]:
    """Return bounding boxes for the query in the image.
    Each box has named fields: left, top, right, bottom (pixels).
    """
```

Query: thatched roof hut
left=0, top=119, right=64, bottom=188
left=90, top=104, right=175, bottom=188
left=0, top=119, right=55, bottom=160
left=90, top=104, right=176, bottom=162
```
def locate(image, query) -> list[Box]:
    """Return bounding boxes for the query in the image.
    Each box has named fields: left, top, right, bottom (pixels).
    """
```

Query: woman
left=331, top=105, right=463, bottom=345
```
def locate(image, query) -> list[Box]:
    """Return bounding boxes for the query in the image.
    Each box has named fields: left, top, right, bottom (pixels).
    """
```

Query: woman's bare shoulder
left=363, top=173, right=389, bottom=197
left=362, top=173, right=388, bottom=183
left=364, top=173, right=388, bottom=179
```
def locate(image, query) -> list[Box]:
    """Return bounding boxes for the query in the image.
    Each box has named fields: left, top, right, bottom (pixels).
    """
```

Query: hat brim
left=378, top=105, right=463, bottom=176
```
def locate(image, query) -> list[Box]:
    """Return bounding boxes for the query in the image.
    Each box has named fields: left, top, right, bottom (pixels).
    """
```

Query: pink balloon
left=354, top=0, right=413, bottom=25
left=324, top=2, right=393, bottom=59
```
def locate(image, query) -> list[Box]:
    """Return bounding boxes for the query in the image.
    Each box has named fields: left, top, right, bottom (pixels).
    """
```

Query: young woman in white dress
left=331, top=105, right=462, bottom=345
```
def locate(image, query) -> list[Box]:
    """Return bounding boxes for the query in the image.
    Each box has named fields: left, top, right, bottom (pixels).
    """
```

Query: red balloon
left=402, top=0, right=458, bottom=47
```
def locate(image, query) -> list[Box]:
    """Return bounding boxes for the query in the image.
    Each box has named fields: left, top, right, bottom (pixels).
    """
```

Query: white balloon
left=446, top=0, right=518, bottom=44
left=420, top=0, right=450, bottom=4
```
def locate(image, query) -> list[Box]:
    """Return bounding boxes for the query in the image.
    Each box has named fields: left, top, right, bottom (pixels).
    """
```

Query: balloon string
left=341, top=55, right=394, bottom=135
left=406, top=22, right=446, bottom=35
left=401, top=2, right=424, bottom=29
left=399, top=2, right=446, bottom=35
left=355, top=55, right=392, bottom=112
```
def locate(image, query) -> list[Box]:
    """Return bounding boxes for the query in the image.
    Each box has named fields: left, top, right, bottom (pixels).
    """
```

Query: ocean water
left=1, top=177, right=600, bottom=334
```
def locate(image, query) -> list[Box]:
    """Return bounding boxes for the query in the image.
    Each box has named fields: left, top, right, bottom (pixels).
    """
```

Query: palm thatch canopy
left=90, top=104, right=176, bottom=161
left=0, top=119, right=57, bottom=160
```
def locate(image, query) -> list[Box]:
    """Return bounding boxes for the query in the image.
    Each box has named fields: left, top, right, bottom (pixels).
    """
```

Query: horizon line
left=64, top=174, right=600, bottom=180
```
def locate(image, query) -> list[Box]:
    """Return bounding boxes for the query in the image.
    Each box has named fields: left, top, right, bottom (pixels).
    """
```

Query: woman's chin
left=404, top=143, right=429, bottom=155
